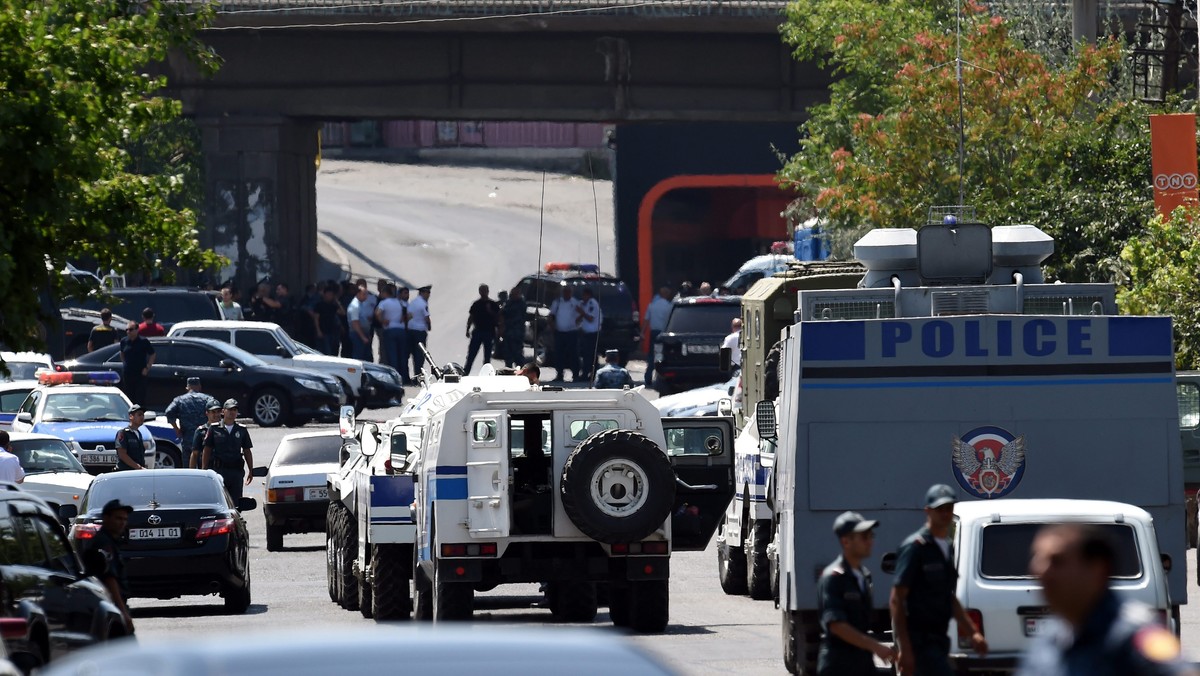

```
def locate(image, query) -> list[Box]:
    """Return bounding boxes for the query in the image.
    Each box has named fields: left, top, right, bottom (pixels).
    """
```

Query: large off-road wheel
left=768, top=533, right=780, bottom=602
left=413, top=561, right=433, bottom=622
left=251, top=387, right=290, bottom=427
left=266, top=523, right=284, bottom=552
left=338, top=509, right=359, bottom=611
left=432, top=560, right=474, bottom=622
left=783, top=610, right=820, bottom=675
left=560, top=429, right=676, bottom=544
left=372, top=544, right=413, bottom=621
left=326, top=503, right=340, bottom=603
left=746, top=520, right=773, bottom=600
left=547, top=581, right=598, bottom=622
left=627, top=579, right=669, bottom=633
left=717, top=516, right=748, bottom=595
left=359, top=553, right=375, bottom=619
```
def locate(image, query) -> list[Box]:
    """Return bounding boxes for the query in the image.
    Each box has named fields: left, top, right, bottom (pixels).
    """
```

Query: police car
left=10, top=372, right=181, bottom=473
left=0, top=381, right=37, bottom=430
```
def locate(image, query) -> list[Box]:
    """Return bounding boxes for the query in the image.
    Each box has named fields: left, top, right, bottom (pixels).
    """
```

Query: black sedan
left=60, top=337, right=344, bottom=427
left=68, top=469, right=257, bottom=613
left=652, top=296, right=743, bottom=395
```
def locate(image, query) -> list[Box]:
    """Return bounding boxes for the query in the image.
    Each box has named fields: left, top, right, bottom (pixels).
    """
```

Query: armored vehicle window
left=568, top=419, right=619, bottom=442
left=509, top=418, right=551, bottom=458
left=1178, top=383, right=1199, bottom=429
left=665, top=426, right=726, bottom=456
left=473, top=420, right=498, bottom=443
left=980, top=523, right=1141, bottom=579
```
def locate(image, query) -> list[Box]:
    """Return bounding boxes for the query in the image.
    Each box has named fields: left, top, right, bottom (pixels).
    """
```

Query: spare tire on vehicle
left=560, top=429, right=677, bottom=543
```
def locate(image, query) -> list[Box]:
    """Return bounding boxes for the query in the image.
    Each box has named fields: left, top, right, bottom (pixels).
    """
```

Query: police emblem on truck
left=952, top=426, right=1026, bottom=499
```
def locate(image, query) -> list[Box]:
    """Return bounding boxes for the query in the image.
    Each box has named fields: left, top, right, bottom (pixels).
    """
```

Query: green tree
left=1119, top=207, right=1200, bottom=369
left=0, top=0, right=223, bottom=352
left=779, top=0, right=1157, bottom=282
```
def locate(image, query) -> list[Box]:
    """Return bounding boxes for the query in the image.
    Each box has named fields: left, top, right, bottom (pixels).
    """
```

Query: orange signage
left=1149, top=113, right=1199, bottom=217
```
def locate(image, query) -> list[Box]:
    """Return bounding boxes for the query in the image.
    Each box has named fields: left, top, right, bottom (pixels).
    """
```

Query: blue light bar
left=38, top=371, right=121, bottom=386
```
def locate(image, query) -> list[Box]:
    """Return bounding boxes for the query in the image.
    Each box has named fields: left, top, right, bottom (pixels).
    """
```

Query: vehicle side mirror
left=360, top=423, right=380, bottom=457
left=718, top=347, right=732, bottom=373
left=276, top=345, right=288, bottom=356
left=16, top=412, right=31, bottom=423
left=143, top=411, right=157, bottom=421
left=755, top=400, right=777, bottom=441
left=218, top=359, right=236, bottom=370
left=881, top=552, right=898, bottom=575
left=251, top=466, right=268, bottom=477
left=57, top=504, right=78, bottom=525
left=238, top=497, right=258, bottom=512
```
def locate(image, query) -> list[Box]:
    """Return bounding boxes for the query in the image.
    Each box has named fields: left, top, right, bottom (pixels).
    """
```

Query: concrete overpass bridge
left=168, top=0, right=824, bottom=307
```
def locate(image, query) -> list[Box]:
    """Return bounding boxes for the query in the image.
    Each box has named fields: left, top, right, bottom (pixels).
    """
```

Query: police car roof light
left=37, top=371, right=121, bottom=386
left=544, top=262, right=600, bottom=274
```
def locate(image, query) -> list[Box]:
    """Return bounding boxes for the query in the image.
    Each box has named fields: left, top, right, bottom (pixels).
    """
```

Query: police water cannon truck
left=756, top=210, right=1186, bottom=674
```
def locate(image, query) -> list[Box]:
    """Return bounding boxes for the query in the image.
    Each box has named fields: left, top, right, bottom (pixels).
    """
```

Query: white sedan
left=652, top=373, right=739, bottom=417
left=6, top=432, right=93, bottom=514
left=261, top=430, right=343, bottom=552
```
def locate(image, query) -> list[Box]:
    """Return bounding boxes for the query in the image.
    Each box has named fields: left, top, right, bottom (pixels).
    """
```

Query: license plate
left=81, top=453, right=112, bottom=464
left=684, top=344, right=719, bottom=355
left=1024, top=616, right=1052, bottom=637
left=306, top=487, right=329, bottom=501
left=129, top=527, right=181, bottom=540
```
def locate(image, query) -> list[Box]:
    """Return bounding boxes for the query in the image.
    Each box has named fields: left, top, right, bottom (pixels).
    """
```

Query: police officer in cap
left=593, top=349, right=634, bottom=389
left=818, top=512, right=895, bottom=676
left=202, top=399, right=254, bottom=499
left=114, top=405, right=148, bottom=471
left=1018, top=523, right=1199, bottom=676
left=165, top=377, right=218, bottom=455
left=191, top=401, right=222, bottom=468
left=83, top=499, right=134, bottom=633
left=891, top=484, right=987, bottom=675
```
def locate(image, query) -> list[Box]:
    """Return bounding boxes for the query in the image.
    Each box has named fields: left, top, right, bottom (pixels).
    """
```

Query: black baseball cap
left=206, top=401, right=222, bottom=412
left=102, top=499, right=133, bottom=516
left=926, top=484, right=958, bottom=509
left=833, top=511, right=879, bottom=537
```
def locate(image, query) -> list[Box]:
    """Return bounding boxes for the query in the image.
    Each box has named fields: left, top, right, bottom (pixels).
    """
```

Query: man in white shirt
left=722, top=318, right=742, bottom=368
left=547, top=285, right=581, bottom=382
left=375, top=284, right=409, bottom=380
left=643, top=285, right=674, bottom=387
left=0, top=432, right=25, bottom=484
left=407, top=285, right=432, bottom=377
left=576, top=287, right=603, bottom=381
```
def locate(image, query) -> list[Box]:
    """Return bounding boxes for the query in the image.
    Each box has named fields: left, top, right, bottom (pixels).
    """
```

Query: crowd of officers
left=819, top=484, right=1196, bottom=676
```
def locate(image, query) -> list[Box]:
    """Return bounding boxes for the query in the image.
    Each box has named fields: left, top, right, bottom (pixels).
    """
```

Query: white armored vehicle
left=759, top=212, right=1186, bottom=674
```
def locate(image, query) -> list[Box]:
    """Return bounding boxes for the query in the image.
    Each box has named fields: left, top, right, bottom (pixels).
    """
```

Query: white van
left=948, top=499, right=1175, bottom=672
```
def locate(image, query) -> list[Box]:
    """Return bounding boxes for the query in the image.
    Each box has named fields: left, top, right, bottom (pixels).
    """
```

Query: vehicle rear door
left=662, top=416, right=735, bottom=551
left=465, top=410, right=510, bottom=538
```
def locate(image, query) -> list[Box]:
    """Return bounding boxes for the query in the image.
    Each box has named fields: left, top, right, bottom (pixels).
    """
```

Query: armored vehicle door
left=466, top=410, right=510, bottom=538
left=662, top=416, right=735, bottom=551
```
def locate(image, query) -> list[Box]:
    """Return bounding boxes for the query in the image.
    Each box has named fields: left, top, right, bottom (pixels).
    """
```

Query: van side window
left=1178, top=383, right=1199, bottom=429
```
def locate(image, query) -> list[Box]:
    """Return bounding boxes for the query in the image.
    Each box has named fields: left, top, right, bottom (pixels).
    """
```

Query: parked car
left=260, top=430, right=342, bottom=552
left=6, top=433, right=93, bottom=515
left=0, top=353, right=52, bottom=382
left=9, top=379, right=170, bottom=473
left=169, top=321, right=370, bottom=409
left=943, top=498, right=1176, bottom=672
left=0, top=382, right=36, bottom=430
left=652, top=296, right=742, bottom=395
left=57, top=308, right=134, bottom=361
left=67, top=469, right=257, bottom=613
left=60, top=287, right=221, bottom=332
left=511, top=263, right=640, bottom=363
left=0, top=485, right=127, bottom=672
left=653, top=372, right=739, bottom=418
left=720, top=254, right=794, bottom=296
left=59, top=337, right=344, bottom=427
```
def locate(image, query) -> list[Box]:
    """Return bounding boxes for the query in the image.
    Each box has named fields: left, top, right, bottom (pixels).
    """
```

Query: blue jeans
left=465, top=329, right=494, bottom=375
left=350, top=330, right=373, bottom=362
left=383, top=328, right=409, bottom=380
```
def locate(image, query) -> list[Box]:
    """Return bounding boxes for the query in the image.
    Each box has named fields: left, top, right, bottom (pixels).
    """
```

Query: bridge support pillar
left=198, top=116, right=319, bottom=292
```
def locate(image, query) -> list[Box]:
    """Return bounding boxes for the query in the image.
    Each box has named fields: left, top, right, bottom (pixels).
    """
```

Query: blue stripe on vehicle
left=431, top=477, right=468, bottom=500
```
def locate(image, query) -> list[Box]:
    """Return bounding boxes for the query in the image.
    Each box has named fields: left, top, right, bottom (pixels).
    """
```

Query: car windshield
left=87, top=474, right=223, bottom=509
left=273, top=436, right=341, bottom=466
left=980, top=523, right=1142, bottom=579
left=42, top=392, right=129, bottom=422
left=10, top=438, right=87, bottom=474
left=0, top=389, right=32, bottom=413
left=2, top=362, right=45, bottom=381
left=197, top=340, right=269, bottom=368
left=665, top=304, right=740, bottom=334
left=295, top=342, right=320, bottom=356
left=568, top=281, right=632, bottom=318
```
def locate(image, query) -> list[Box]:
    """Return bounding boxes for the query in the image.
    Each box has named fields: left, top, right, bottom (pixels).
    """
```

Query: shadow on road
left=277, top=545, right=325, bottom=553
left=132, top=603, right=269, bottom=619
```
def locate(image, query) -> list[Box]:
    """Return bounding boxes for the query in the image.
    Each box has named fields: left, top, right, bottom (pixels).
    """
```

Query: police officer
left=114, top=405, right=148, bottom=471
left=1018, top=524, right=1199, bottom=676
left=191, top=401, right=222, bottom=468
left=890, top=484, right=987, bottom=676
left=202, top=399, right=254, bottom=499
left=164, top=377, right=218, bottom=455
left=83, top=499, right=134, bottom=634
left=818, top=512, right=895, bottom=676
left=593, top=349, right=634, bottom=389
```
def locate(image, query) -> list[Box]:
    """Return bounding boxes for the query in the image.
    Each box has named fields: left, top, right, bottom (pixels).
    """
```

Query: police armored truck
left=759, top=214, right=1186, bottom=674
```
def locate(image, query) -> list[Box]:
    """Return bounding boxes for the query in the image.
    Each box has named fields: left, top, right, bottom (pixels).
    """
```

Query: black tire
left=413, top=560, right=433, bottom=622
left=782, top=611, right=819, bottom=675
left=155, top=442, right=183, bottom=470
left=717, top=516, right=748, bottom=595
left=224, top=578, right=251, bottom=614
left=433, top=560, right=474, bottom=622
left=359, top=565, right=374, bottom=619
left=560, top=429, right=676, bottom=544
left=338, top=509, right=359, bottom=611
left=266, top=523, right=284, bottom=552
left=326, top=503, right=339, bottom=603
left=764, top=340, right=783, bottom=401
left=372, top=544, right=413, bottom=621
left=547, top=581, right=598, bottom=622
left=746, top=520, right=772, bottom=600
left=11, top=636, right=46, bottom=674
left=608, top=585, right=631, bottom=627
left=627, top=579, right=669, bottom=633
left=251, top=387, right=291, bottom=427
left=768, top=534, right=780, bottom=602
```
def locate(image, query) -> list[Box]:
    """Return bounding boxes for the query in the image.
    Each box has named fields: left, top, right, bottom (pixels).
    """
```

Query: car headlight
left=296, top=377, right=324, bottom=391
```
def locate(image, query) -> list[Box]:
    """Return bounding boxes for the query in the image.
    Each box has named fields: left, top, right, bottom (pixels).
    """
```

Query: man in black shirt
left=310, top=285, right=344, bottom=356
left=87, top=308, right=119, bottom=353
left=84, top=499, right=134, bottom=634
left=118, top=323, right=155, bottom=406
left=464, top=284, right=499, bottom=375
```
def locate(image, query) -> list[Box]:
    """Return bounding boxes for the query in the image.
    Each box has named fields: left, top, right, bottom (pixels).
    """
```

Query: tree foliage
left=0, top=0, right=223, bottom=352
left=779, top=0, right=1157, bottom=282
left=1119, top=208, right=1200, bottom=370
